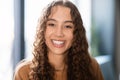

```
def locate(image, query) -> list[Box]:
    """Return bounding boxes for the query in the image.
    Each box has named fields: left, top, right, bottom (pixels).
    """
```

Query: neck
left=48, top=52, right=66, bottom=70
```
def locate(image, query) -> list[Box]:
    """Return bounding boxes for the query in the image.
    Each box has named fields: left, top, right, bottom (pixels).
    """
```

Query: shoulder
left=91, top=57, right=99, bottom=68
left=13, top=59, right=32, bottom=80
left=90, top=57, right=104, bottom=80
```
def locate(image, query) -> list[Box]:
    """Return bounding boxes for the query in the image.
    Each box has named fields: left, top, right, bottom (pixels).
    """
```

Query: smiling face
left=44, top=6, right=74, bottom=56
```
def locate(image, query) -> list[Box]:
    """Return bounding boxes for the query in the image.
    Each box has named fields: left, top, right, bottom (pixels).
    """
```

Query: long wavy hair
left=29, top=0, right=95, bottom=80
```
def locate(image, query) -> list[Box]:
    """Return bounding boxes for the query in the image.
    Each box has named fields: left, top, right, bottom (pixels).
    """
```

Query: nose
left=55, top=25, right=64, bottom=37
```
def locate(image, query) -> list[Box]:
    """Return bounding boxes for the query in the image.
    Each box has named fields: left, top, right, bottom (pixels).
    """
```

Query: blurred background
left=0, top=0, right=119, bottom=80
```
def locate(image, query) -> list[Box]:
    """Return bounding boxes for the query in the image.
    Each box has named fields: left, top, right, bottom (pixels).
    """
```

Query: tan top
left=13, top=58, right=104, bottom=80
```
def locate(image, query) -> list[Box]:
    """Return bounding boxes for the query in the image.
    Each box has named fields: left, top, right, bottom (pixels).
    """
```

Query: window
left=0, top=0, right=14, bottom=80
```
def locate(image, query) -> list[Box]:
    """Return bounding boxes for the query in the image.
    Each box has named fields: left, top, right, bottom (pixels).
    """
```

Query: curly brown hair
left=29, top=0, right=95, bottom=80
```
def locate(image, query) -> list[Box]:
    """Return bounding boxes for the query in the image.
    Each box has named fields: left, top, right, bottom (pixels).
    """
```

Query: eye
left=48, top=23, right=55, bottom=26
left=64, top=25, right=73, bottom=29
left=47, top=22, right=56, bottom=27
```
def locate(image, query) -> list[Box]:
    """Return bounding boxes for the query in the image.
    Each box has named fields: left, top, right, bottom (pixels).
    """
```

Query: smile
left=52, top=40, right=65, bottom=48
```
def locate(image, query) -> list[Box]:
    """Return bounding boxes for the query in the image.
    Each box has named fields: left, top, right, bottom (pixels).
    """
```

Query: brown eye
left=48, top=23, right=55, bottom=26
left=65, top=25, right=73, bottom=29
left=47, top=22, right=56, bottom=27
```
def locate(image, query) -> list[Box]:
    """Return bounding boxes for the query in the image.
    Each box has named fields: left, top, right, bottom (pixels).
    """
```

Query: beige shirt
left=13, top=58, right=104, bottom=80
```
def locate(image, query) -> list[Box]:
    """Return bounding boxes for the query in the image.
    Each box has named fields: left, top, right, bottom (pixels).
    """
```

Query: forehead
left=51, top=5, right=70, bottom=11
left=48, top=5, right=72, bottom=20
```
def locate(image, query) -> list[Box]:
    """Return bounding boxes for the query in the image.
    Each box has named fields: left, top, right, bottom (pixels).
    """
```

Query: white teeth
left=52, top=40, right=64, bottom=45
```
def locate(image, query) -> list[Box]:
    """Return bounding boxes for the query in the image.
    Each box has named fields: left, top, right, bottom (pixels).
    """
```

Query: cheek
left=44, top=31, right=50, bottom=46
left=45, top=28, right=51, bottom=37
left=68, top=34, right=73, bottom=40
left=44, top=28, right=54, bottom=43
left=66, top=32, right=74, bottom=44
left=70, top=35, right=73, bottom=44
left=67, top=34, right=73, bottom=49
left=66, top=30, right=73, bottom=39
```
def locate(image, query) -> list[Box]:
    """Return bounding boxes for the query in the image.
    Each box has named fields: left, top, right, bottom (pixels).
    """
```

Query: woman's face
left=45, top=6, right=74, bottom=55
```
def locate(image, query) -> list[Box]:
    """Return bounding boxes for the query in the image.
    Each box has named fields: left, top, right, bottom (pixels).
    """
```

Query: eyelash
left=65, top=25, right=73, bottom=29
left=47, top=23, right=55, bottom=27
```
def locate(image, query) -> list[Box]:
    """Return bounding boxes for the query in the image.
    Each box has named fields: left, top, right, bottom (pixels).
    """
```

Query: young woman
left=14, top=0, right=104, bottom=80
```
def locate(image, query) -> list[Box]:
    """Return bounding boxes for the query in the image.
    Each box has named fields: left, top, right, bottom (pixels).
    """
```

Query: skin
left=44, top=6, right=74, bottom=79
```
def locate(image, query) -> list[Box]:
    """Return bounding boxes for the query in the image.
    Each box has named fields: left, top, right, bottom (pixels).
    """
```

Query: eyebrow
left=47, top=18, right=73, bottom=23
left=47, top=18, right=56, bottom=22
left=64, top=20, right=73, bottom=24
